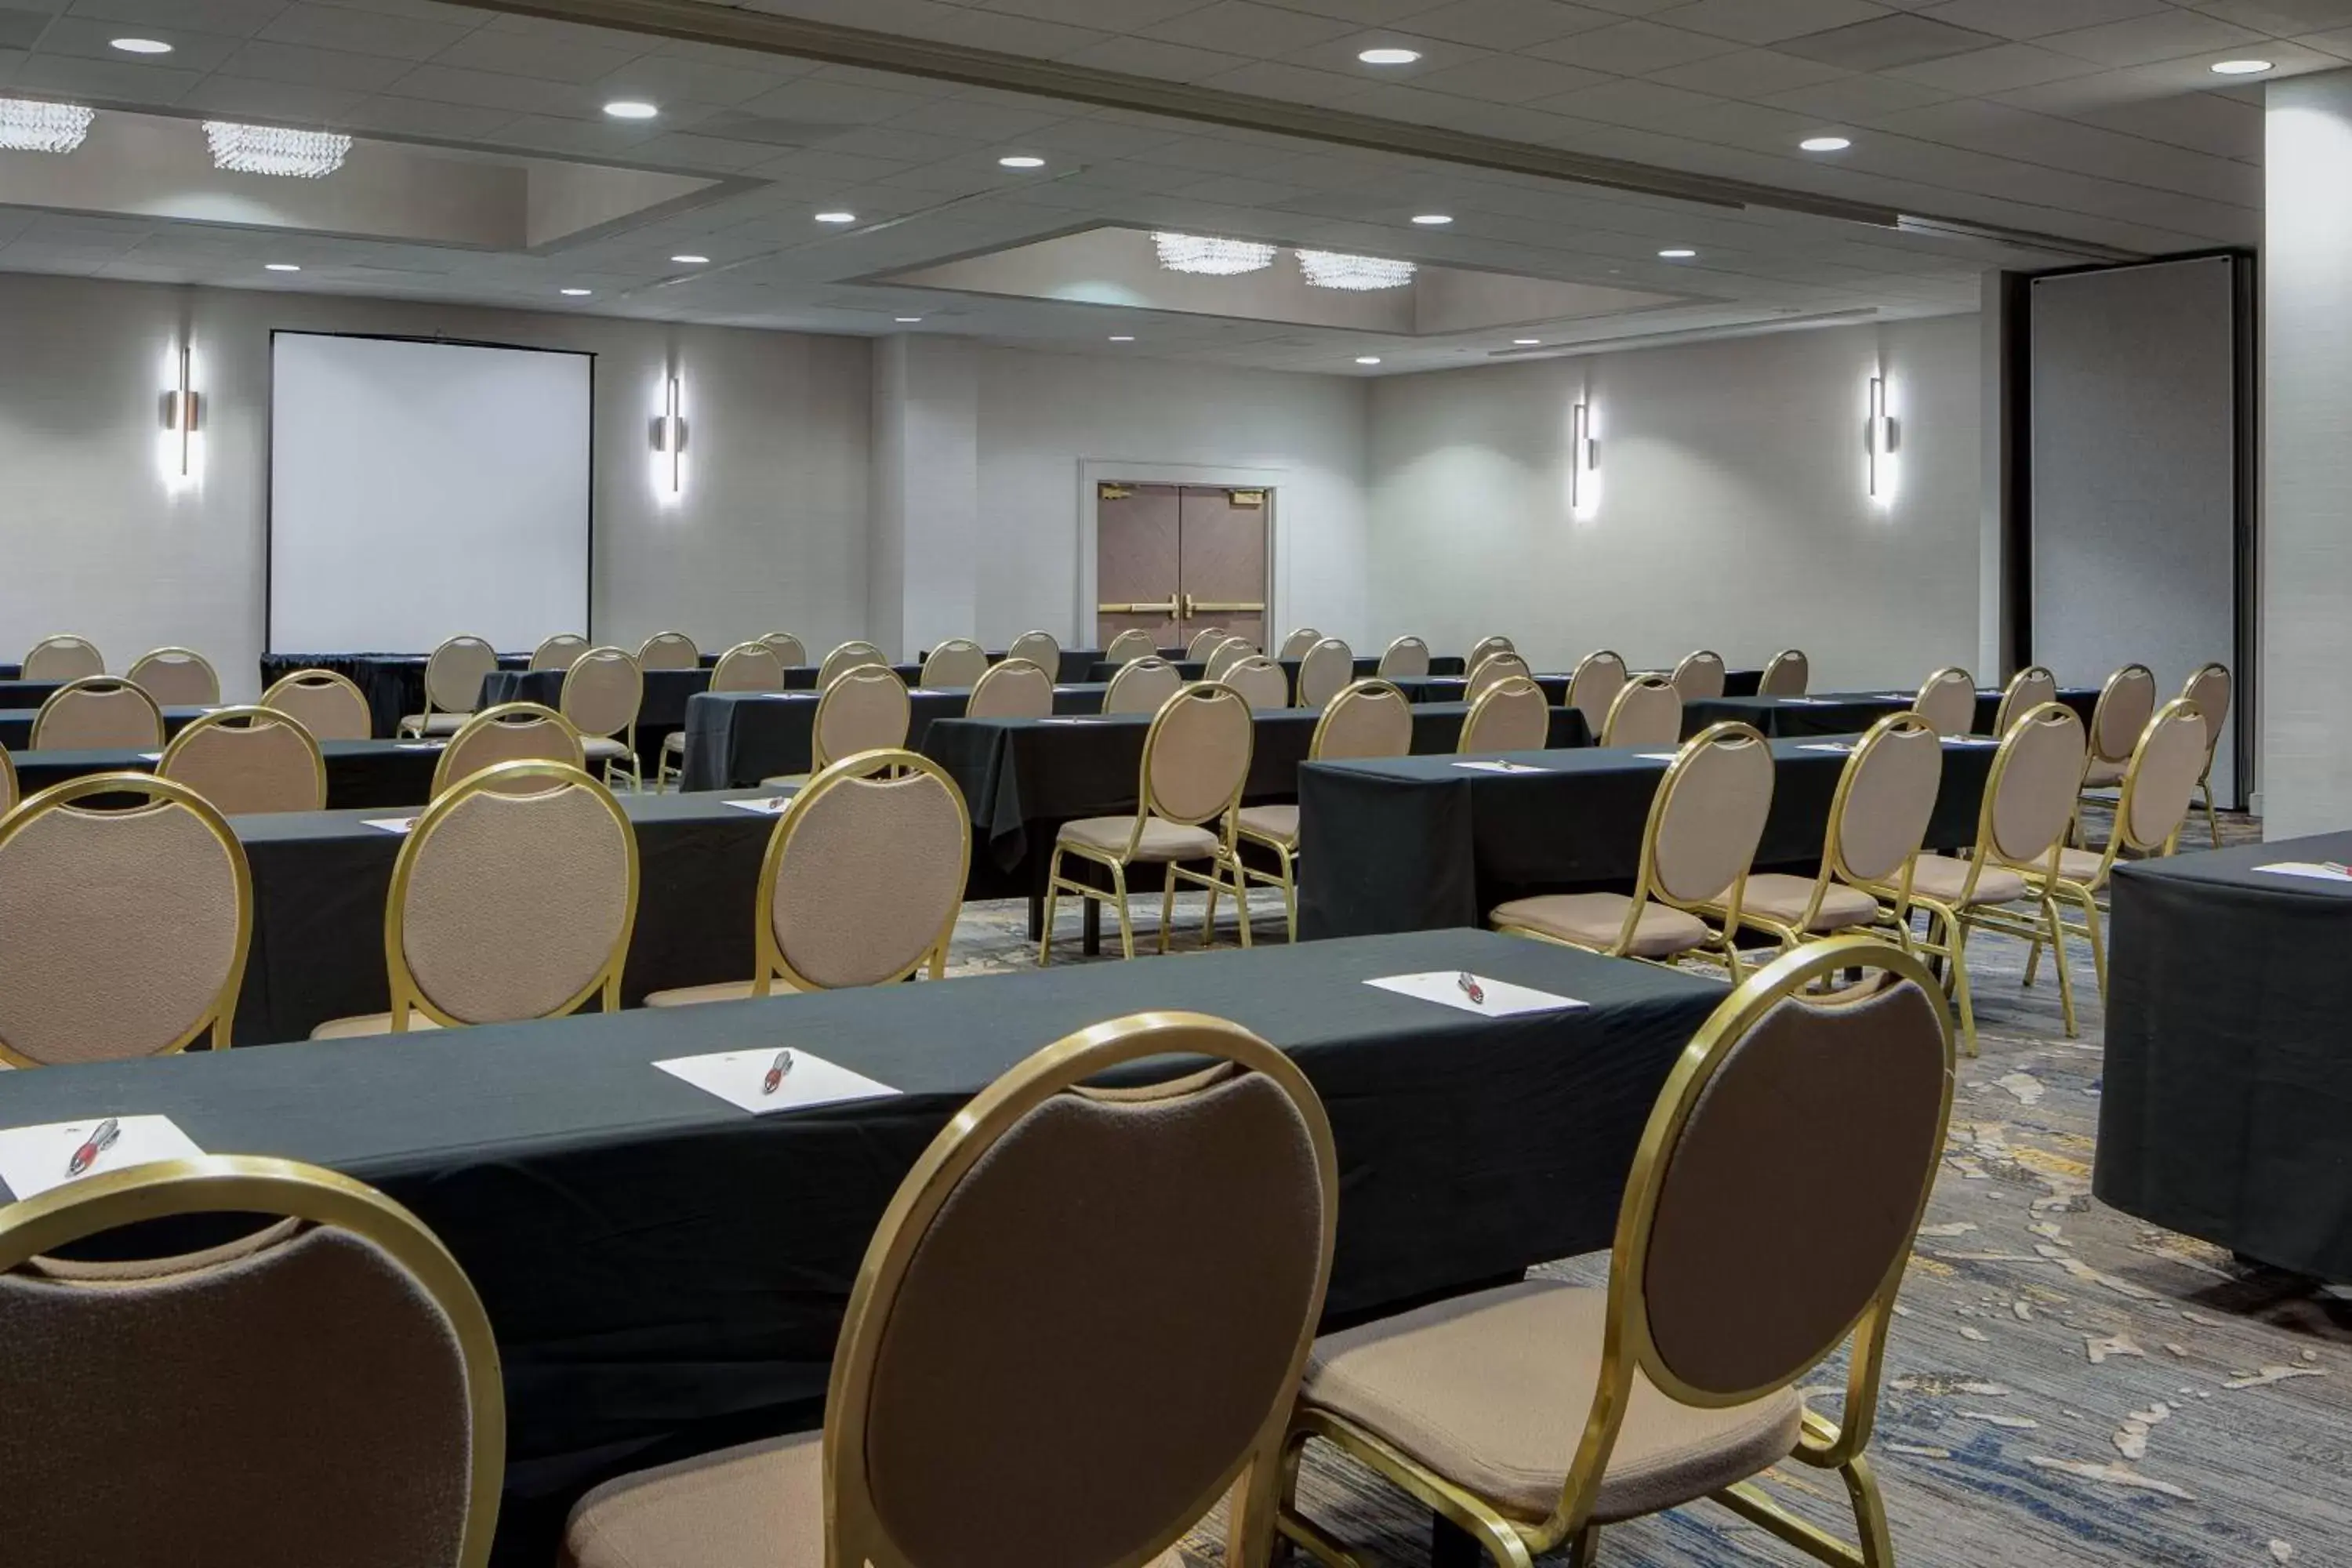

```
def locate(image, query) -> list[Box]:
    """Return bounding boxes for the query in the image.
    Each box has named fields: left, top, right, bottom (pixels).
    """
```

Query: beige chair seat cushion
left=1490, top=893, right=1708, bottom=958
left=1236, top=804, right=1298, bottom=847
left=1907, top=854, right=2028, bottom=907
left=583, top=736, right=633, bottom=760
left=2081, top=758, right=2125, bottom=789
left=1058, top=815, right=1220, bottom=862
left=661, top=732, right=686, bottom=754
left=308, top=1011, right=445, bottom=1040
left=561, top=1429, right=1188, bottom=1568
left=1733, top=873, right=1882, bottom=932
left=2047, top=846, right=2107, bottom=885
left=400, top=713, right=470, bottom=736
left=1305, top=1279, right=1802, bottom=1526
left=642, top=979, right=804, bottom=1007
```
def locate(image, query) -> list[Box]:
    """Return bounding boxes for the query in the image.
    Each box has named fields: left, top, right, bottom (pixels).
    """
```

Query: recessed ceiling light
left=1356, top=356, right=1382, bottom=365
left=895, top=315, right=923, bottom=322
left=2210, top=59, right=2273, bottom=74
left=1798, top=135, right=1851, bottom=152
left=1109, top=335, right=1135, bottom=342
left=604, top=100, right=659, bottom=119
left=111, top=37, right=172, bottom=54
left=1658, top=248, right=1697, bottom=259
left=1512, top=338, right=1540, bottom=346
left=1411, top=213, right=1452, bottom=226
left=670, top=254, right=710, bottom=264
left=561, top=288, right=592, bottom=296
left=997, top=154, right=1045, bottom=169
left=815, top=211, right=857, bottom=224
left=265, top=263, right=300, bottom=272
left=1358, top=47, right=1421, bottom=64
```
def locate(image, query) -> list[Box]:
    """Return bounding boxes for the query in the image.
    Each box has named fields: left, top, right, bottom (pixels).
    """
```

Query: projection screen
left=269, top=332, right=592, bottom=653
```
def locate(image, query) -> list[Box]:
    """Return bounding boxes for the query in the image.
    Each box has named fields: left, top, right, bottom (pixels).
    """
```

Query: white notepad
left=723, top=797, right=794, bottom=816
left=1776, top=697, right=1830, bottom=706
left=1037, top=717, right=1104, bottom=725
left=0, top=1115, right=206, bottom=1201
left=1365, top=972, right=1587, bottom=1018
left=395, top=742, right=445, bottom=751
left=2254, top=862, right=2352, bottom=885
left=1800, top=742, right=1859, bottom=754
left=1941, top=735, right=2000, bottom=748
left=1635, top=753, right=1680, bottom=763
left=1454, top=759, right=1548, bottom=774
left=363, top=816, right=419, bottom=835
left=135, top=750, right=162, bottom=761
left=653, top=1049, right=901, bottom=1116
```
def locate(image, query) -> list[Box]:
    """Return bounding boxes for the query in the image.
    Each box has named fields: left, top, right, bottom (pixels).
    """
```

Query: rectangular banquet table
left=1082, top=654, right=1469, bottom=691
left=226, top=790, right=789, bottom=1044
left=2097, top=831, right=2352, bottom=1283
left=677, top=684, right=1108, bottom=792
left=480, top=667, right=716, bottom=773
left=0, top=678, right=64, bottom=711
left=0, top=927, right=1723, bottom=1563
left=1681, top=685, right=2100, bottom=739
left=782, top=661, right=922, bottom=689
left=0, top=704, right=211, bottom=752
left=920, top=646, right=1110, bottom=684
left=259, top=652, right=532, bottom=739
left=1296, top=733, right=2000, bottom=939
left=9, top=739, right=444, bottom=808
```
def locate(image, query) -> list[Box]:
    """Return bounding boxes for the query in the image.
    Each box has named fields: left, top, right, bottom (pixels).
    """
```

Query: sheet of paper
left=1800, top=742, right=1859, bottom=754
left=2253, top=862, right=2352, bottom=885
left=395, top=741, right=445, bottom=751
left=723, top=797, right=794, bottom=816
left=1037, top=717, right=1105, bottom=725
left=1635, top=752, right=1680, bottom=763
left=0, top=1115, right=206, bottom=1201
left=1875, top=692, right=1917, bottom=701
left=1775, top=696, right=1830, bottom=706
left=135, top=750, right=162, bottom=761
left=1364, top=971, right=1587, bottom=1018
left=653, top=1048, right=901, bottom=1116
left=364, top=816, right=419, bottom=835
left=1941, top=735, right=2000, bottom=748
left=1454, top=759, right=1548, bottom=774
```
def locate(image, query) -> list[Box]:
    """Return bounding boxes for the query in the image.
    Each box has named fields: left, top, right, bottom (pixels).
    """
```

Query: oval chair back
left=1187, top=626, right=1232, bottom=660
left=967, top=659, right=1055, bottom=720
left=1465, top=651, right=1530, bottom=702
left=1993, top=665, right=2057, bottom=739
left=1602, top=674, right=1682, bottom=748
left=0, top=1156, right=503, bottom=1568
left=31, top=677, right=163, bottom=751
left=757, top=749, right=971, bottom=992
left=1983, top=702, right=2086, bottom=872
left=1828, top=714, right=1942, bottom=891
left=262, top=669, right=372, bottom=742
left=1642, top=722, right=1774, bottom=913
left=1669, top=650, right=1726, bottom=702
left=920, top=638, right=989, bottom=689
left=818, top=640, right=888, bottom=688
left=760, top=632, right=808, bottom=667
left=1278, top=627, right=1322, bottom=660
left=0, top=773, right=250, bottom=1065
left=1104, top=628, right=1160, bottom=665
left=1145, top=684, right=1254, bottom=829
left=530, top=634, right=589, bottom=671
left=710, top=641, right=787, bottom=694
left=2180, top=662, right=2231, bottom=843
left=2116, top=699, right=2212, bottom=857
left=1295, top=638, right=1355, bottom=710
left=819, top=1012, right=1335, bottom=1568
left=558, top=647, right=644, bottom=784
left=1219, top=656, right=1290, bottom=713
left=422, top=637, right=499, bottom=720
left=128, top=647, right=220, bottom=706
left=1457, top=675, right=1548, bottom=753
left=1203, top=637, right=1256, bottom=681
left=0, top=744, right=15, bottom=816
left=1377, top=636, right=1430, bottom=680
left=1759, top=648, right=1810, bottom=696
left=636, top=631, right=699, bottom=671
left=21, top=634, right=103, bottom=684
left=1104, top=657, right=1181, bottom=716
left=1566, top=650, right=1629, bottom=735
left=1312, top=681, right=1413, bottom=760
left=434, top=703, right=584, bottom=797
left=1913, top=666, right=1976, bottom=737
left=159, top=707, right=325, bottom=815
left=1007, top=630, right=1060, bottom=672
left=388, top=760, right=637, bottom=1029
left=814, top=666, right=912, bottom=771
left=2089, top=663, right=2158, bottom=768
left=1465, top=635, right=1514, bottom=673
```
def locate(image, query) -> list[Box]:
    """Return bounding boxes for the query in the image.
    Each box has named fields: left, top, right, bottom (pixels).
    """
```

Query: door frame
left=1075, top=459, right=1283, bottom=644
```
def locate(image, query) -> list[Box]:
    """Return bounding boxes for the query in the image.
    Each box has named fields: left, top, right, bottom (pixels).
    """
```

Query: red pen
left=1457, top=972, right=1486, bottom=1006
left=67, top=1118, right=121, bottom=1178
left=761, top=1050, right=795, bottom=1095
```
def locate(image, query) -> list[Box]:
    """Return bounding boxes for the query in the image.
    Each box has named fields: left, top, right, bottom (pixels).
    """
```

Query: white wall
left=0, top=273, right=869, bottom=698
left=1364, top=316, right=1984, bottom=687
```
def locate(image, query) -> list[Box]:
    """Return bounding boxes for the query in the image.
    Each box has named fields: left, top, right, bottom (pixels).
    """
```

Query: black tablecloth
left=0, top=661, right=17, bottom=680
left=260, top=653, right=532, bottom=739
left=0, top=679, right=63, bottom=712
left=0, top=927, right=1721, bottom=1562
left=1388, top=673, right=1573, bottom=705
left=679, top=685, right=1109, bottom=792
left=226, top=792, right=784, bottom=1044
left=0, top=705, right=210, bottom=753
left=780, top=662, right=923, bottom=690
left=1082, top=655, right=1472, bottom=690
left=1682, top=686, right=2100, bottom=739
left=480, top=668, right=714, bottom=773
left=1296, top=733, right=1998, bottom=939
left=2099, top=832, right=2352, bottom=1283
left=9, top=739, right=442, bottom=808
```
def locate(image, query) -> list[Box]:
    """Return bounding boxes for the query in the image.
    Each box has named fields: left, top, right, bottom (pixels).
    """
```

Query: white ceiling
left=0, top=0, right=2324, bottom=373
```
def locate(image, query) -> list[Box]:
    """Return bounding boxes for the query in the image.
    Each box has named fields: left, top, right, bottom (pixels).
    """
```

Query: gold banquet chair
left=262, top=667, right=372, bottom=742
left=1237, top=678, right=1414, bottom=942
left=0, top=1156, right=504, bottom=1568
left=21, top=632, right=103, bottom=683
left=561, top=1012, right=1337, bottom=1568
left=760, top=631, right=808, bottom=667
left=1601, top=673, right=1681, bottom=748
left=967, top=657, right=1055, bottom=719
left=919, top=637, right=990, bottom=688
left=398, top=635, right=499, bottom=738
left=1859, top=702, right=2085, bottom=1055
left=1668, top=649, right=1726, bottom=702
left=1491, top=723, right=1772, bottom=978
left=1378, top=635, right=1432, bottom=679
left=2180, top=662, right=2232, bottom=846
left=31, top=676, right=164, bottom=750
left=0, top=742, right=15, bottom=815
left=646, top=750, right=970, bottom=1006
left=1913, top=666, right=1976, bottom=737
left=658, top=641, right=785, bottom=789
left=1042, top=683, right=1255, bottom=963
left=1719, top=713, right=1940, bottom=956
left=1221, top=655, right=1292, bottom=713
left=1991, top=664, right=2056, bottom=741
left=1188, top=626, right=1234, bottom=659
left=1458, top=674, right=1550, bottom=753
left=434, top=703, right=586, bottom=795
left=0, top=773, right=250, bottom=1065
left=1759, top=648, right=1811, bottom=696
left=1105, top=626, right=1161, bottom=665
left=1465, top=651, right=1532, bottom=702
left=761, top=666, right=911, bottom=786
left=1466, top=634, right=1515, bottom=673
left=312, top=760, right=637, bottom=1039
left=637, top=630, right=700, bottom=671
left=1104, top=655, right=1183, bottom=716
left=818, top=639, right=890, bottom=688
left=1007, top=628, right=1061, bottom=671
left=2023, top=697, right=2209, bottom=1002
left=561, top=646, right=646, bottom=790
left=1278, top=938, right=1954, bottom=1568
left=1566, top=650, right=1629, bottom=737
left=2078, top=661, right=2158, bottom=802
left=128, top=646, right=220, bottom=706
left=159, top=707, right=327, bottom=815
left=1204, top=635, right=1257, bottom=681
left=1279, top=626, right=1324, bottom=659
left=1296, top=637, right=1355, bottom=710
left=532, top=633, right=590, bottom=670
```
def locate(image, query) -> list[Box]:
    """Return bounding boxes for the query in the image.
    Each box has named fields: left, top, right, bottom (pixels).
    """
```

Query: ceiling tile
left=38, top=13, right=245, bottom=69
left=1762, top=68, right=1962, bottom=114
left=2193, top=0, right=2352, bottom=31
left=9, top=49, right=200, bottom=97
left=334, top=90, right=514, bottom=136
left=1058, top=34, right=1251, bottom=79
left=1228, top=0, right=1433, bottom=21
left=256, top=2, right=472, bottom=59
left=1390, top=0, right=1621, bottom=49
left=1530, top=16, right=1740, bottom=70
left=180, top=73, right=365, bottom=119
left=1192, top=57, right=1382, bottom=104
left=1533, top=73, right=1730, bottom=128
left=588, top=53, right=790, bottom=107
left=1885, top=38, right=2105, bottom=88
left=64, top=0, right=285, bottom=38
left=2038, top=9, right=2270, bottom=64
left=980, top=0, right=1214, bottom=29
left=1650, top=45, right=1857, bottom=93
left=1918, top=0, right=2171, bottom=42
left=2058, top=82, right=2263, bottom=158
left=1410, top=49, right=1613, bottom=99
left=430, top=25, right=644, bottom=85
left=1138, top=0, right=1356, bottom=53
left=220, top=36, right=412, bottom=89
left=1776, top=11, right=2002, bottom=66
left=1650, top=0, right=1894, bottom=46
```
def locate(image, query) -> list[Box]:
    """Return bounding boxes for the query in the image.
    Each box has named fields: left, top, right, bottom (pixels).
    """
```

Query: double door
left=1095, top=482, right=1269, bottom=652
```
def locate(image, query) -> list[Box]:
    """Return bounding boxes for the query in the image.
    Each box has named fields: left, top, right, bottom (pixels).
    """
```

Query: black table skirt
left=1297, top=733, right=1999, bottom=939
left=260, top=653, right=531, bottom=739
left=9, top=740, right=442, bottom=809
left=0, top=679, right=64, bottom=712
left=1388, top=673, right=1572, bottom=706
left=2099, top=832, right=2352, bottom=1283
left=0, top=927, right=1722, bottom=1562
left=1683, top=687, right=2100, bottom=740
left=680, top=684, right=1109, bottom=792
left=0, top=705, right=212, bottom=753
left=1082, top=654, right=1471, bottom=691
left=481, top=668, right=714, bottom=774
left=919, top=648, right=1110, bottom=684
left=780, top=662, right=923, bottom=690
left=0, top=661, right=17, bottom=680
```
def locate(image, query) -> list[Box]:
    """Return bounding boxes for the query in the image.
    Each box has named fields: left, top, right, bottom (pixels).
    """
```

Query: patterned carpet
left=942, top=809, right=2352, bottom=1568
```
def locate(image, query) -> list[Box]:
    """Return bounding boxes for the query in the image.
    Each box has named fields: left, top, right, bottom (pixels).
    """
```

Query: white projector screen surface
left=270, top=333, right=591, bottom=653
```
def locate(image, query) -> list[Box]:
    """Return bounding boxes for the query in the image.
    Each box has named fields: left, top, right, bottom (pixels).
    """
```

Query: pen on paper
left=761, top=1049, right=795, bottom=1095
left=67, top=1117, right=121, bottom=1178
left=1457, top=972, right=1486, bottom=1006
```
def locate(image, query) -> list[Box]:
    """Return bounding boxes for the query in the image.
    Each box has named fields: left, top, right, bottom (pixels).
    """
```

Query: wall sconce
left=649, top=373, right=688, bottom=499
left=158, top=343, right=200, bottom=485
left=1570, top=399, right=1599, bottom=520
left=1865, top=374, right=1900, bottom=505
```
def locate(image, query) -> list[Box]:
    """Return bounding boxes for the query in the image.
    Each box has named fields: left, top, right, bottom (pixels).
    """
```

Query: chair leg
left=1567, top=1524, right=1600, bottom=1566
left=1038, top=850, right=1065, bottom=967
left=1947, top=914, right=1979, bottom=1058
left=2078, top=887, right=2108, bottom=1001
left=2040, top=893, right=2078, bottom=1038
left=2202, top=782, right=2222, bottom=848
left=1109, top=862, right=1136, bottom=960
left=1841, top=1453, right=1896, bottom=1568
left=1159, top=866, right=1178, bottom=956
left=2023, top=929, right=2042, bottom=987
left=1280, top=846, right=1298, bottom=942
left=1202, top=858, right=1221, bottom=951
left=1225, top=1450, right=1285, bottom=1568
left=1231, top=856, right=1253, bottom=949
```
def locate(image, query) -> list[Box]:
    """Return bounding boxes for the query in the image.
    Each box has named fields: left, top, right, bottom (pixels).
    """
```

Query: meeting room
left=0, top=2, right=2343, bottom=1565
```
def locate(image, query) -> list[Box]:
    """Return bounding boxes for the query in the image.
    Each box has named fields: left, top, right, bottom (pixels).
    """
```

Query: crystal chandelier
left=1152, top=231, right=1276, bottom=276
left=0, top=98, right=94, bottom=154
left=1296, top=249, right=1416, bottom=292
left=204, top=121, right=353, bottom=178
